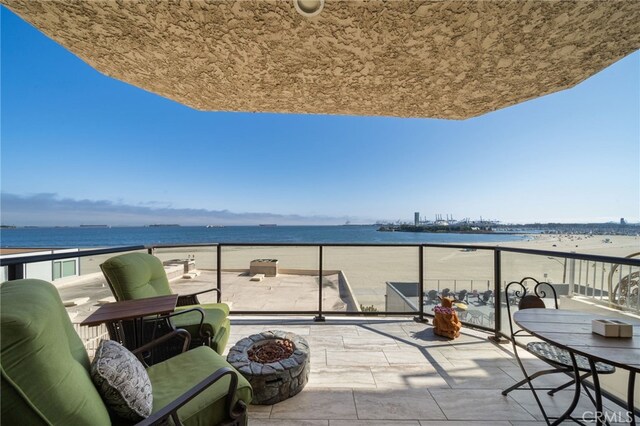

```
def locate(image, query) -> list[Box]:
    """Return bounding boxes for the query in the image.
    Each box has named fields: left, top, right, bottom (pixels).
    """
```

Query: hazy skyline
left=1, top=7, right=639, bottom=226
left=0, top=192, right=354, bottom=226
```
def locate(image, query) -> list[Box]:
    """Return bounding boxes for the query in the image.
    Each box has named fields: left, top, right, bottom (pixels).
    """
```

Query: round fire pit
left=226, top=330, right=310, bottom=405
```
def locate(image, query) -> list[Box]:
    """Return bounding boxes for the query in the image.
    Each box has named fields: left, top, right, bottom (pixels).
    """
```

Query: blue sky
left=1, top=7, right=639, bottom=226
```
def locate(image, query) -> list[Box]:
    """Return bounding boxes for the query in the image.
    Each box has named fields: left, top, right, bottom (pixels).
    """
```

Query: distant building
left=620, top=218, right=626, bottom=225
left=414, top=212, right=420, bottom=226
left=0, top=248, right=80, bottom=283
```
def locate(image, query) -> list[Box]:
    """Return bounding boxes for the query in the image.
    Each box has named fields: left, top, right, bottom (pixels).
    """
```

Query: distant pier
left=378, top=225, right=495, bottom=234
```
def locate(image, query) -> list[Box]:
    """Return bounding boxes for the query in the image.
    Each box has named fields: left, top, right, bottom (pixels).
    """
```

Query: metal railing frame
left=2, top=243, right=639, bottom=331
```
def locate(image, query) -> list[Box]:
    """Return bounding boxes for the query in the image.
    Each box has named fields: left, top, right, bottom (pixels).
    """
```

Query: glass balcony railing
left=2, top=242, right=639, bottom=408
left=3, top=243, right=638, bottom=324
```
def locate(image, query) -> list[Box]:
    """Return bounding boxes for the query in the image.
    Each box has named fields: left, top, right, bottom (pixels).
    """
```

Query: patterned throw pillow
left=91, top=340, right=153, bottom=421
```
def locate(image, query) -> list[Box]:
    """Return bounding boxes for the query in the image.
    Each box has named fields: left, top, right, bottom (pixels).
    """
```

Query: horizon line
left=2, top=222, right=639, bottom=228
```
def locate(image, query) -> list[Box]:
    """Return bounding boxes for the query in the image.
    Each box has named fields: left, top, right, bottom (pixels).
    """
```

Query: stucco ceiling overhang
left=3, top=0, right=640, bottom=119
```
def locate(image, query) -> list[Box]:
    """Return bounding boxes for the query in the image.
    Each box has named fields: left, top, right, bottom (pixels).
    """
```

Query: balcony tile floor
left=224, top=317, right=628, bottom=425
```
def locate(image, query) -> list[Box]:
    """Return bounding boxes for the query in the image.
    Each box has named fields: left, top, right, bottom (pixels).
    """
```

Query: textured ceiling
left=3, top=0, right=640, bottom=119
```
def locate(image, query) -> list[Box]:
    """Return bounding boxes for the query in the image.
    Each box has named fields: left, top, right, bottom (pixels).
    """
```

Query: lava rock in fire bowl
left=226, top=330, right=310, bottom=405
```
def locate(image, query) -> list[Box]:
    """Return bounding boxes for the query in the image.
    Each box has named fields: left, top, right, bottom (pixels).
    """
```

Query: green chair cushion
left=211, top=319, right=231, bottom=356
left=100, top=252, right=172, bottom=301
left=147, top=347, right=252, bottom=426
left=1, top=280, right=111, bottom=426
left=101, top=253, right=232, bottom=353
left=173, top=303, right=229, bottom=335
left=173, top=304, right=230, bottom=353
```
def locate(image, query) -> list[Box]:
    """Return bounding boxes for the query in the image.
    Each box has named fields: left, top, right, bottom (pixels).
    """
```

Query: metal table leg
left=629, top=371, right=637, bottom=426
left=588, top=358, right=604, bottom=426
left=552, top=352, right=583, bottom=426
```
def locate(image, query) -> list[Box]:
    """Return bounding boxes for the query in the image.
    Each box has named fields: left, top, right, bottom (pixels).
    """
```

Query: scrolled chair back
left=519, top=294, right=546, bottom=309
left=505, top=277, right=559, bottom=337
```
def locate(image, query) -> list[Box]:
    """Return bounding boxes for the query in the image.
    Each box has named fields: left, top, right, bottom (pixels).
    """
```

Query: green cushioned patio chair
left=100, top=252, right=230, bottom=355
left=0, top=279, right=252, bottom=426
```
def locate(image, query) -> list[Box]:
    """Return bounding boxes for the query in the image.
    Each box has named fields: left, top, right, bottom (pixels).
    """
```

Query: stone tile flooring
left=224, top=317, right=631, bottom=425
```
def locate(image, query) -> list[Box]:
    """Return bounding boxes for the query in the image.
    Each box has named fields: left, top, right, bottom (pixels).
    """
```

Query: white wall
left=25, top=261, right=52, bottom=281
left=0, top=249, right=79, bottom=282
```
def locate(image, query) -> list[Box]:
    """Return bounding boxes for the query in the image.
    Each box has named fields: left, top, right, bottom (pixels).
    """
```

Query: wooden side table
left=81, top=294, right=179, bottom=350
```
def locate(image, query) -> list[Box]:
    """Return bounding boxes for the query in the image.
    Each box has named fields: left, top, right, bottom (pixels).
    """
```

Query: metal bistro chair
left=425, top=289, right=439, bottom=305
left=466, top=309, right=483, bottom=325
left=503, top=277, right=615, bottom=424
left=477, top=289, right=493, bottom=305
left=456, top=289, right=468, bottom=304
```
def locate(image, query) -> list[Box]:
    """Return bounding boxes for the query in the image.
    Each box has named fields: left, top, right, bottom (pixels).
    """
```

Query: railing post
left=216, top=245, right=222, bottom=304
left=567, top=254, right=576, bottom=297
left=414, top=245, right=427, bottom=323
left=8, top=263, right=24, bottom=281
left=315, top=245, right=325, bottom=322
left=147, top=247, right=153, bottom=255
left=489, top=249, right=507, bottom=343
left=636, top=266, right=640, bottom=310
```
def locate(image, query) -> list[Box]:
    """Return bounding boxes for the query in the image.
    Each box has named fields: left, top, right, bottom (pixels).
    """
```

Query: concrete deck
left=59, top=270, right=349, bottom=321
left=225, top=317, right=630, bottom=425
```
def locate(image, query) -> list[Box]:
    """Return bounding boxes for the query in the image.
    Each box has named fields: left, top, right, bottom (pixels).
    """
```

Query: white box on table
left=592, top=319, right=633, bottom=338
left=592, top=319, right=619, bottom=337
left=610, top=320, right=633, bottom=338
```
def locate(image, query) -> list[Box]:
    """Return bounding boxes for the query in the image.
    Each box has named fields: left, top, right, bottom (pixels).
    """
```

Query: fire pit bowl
left=226, top=330, right=309, bottom=405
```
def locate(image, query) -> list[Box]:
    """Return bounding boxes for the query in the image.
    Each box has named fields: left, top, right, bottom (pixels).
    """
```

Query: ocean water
left=0, top=225, right=528, bottom=248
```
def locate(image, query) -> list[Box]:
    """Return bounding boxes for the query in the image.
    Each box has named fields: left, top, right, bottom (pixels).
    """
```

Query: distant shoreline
left=378, top=224, right=509, bottom=234
left=378, top=222, right=639, bottom=236
left=0, top=225, right=527, bottom=248
left=0, top=222, right=638, bottom=231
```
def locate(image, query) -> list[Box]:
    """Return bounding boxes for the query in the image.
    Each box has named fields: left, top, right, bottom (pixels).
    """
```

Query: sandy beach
left=71, top=234, right=640, bottom=310
left=66, top=232, right=640, bottom=332
left=114, top=234, right=639, bottom=310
